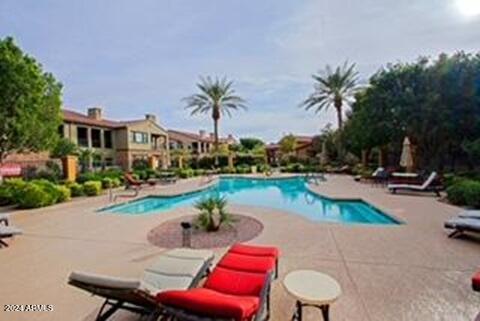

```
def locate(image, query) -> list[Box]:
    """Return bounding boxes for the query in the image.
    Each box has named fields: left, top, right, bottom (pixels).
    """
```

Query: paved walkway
left=0, top=175, right=479, bottom=321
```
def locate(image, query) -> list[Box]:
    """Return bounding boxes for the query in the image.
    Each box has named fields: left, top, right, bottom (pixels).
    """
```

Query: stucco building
left=168, top=129, right=236, bottom=158
left=61, top=107, right=170, bottom=170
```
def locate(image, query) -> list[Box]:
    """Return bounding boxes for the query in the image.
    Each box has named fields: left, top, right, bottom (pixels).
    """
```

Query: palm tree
left=301, top=61, right=359, bottom=129
left=183, top=76, right=246, bottom=165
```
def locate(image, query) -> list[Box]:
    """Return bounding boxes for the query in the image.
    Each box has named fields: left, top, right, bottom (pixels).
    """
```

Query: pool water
left=102, top=177, right=400, bottom=225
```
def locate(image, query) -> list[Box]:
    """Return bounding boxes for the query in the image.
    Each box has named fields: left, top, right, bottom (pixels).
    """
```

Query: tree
left=0, top=37, right=63, bottom=164
left=50, top=138, right=78, bottom=159
left=343, top=52, right=480, bottom=170
left=301, top=61, right=359, bottom=129
left=239, top=138, right=264, bottom=151
left=279, top=134, right=297, bottom=156
left=183, top=76, right=246, bottom=165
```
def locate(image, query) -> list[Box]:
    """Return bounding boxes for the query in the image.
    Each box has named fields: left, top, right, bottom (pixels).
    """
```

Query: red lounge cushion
left=230, top=243, right=280, bottom=258
left=205, top=267, right=267, bottom=296
left=472, top=271, right=480, bottom=292
left=156, top=288, right=259, bottom=321
left=219, top=252, right=276, bottom=275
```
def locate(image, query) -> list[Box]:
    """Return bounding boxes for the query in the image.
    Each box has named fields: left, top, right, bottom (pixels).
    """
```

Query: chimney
left=199, top=130, right=206, bottom=138
left=87, top=107, right=102, bottom=120
left=145, top=114, right=157, bottom=123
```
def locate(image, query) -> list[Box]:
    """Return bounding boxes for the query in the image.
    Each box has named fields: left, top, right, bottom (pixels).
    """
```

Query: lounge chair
left=0, top=225, right=22, bottom=247
left=124, top=172, right=143, bottom=190
left=0, top=213, right=9, bottom=225
left=457, top=210, right=480, bottom=219
left=388, top=172, right=442, bottom=196
left=68, top=248, right=214, bottom=321
left=444, top=217, right=480, bottom=238
left=155, top=243, right=279, bottom=321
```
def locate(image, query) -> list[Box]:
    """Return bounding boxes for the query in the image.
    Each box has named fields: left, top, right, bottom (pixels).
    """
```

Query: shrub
left=17, top=184, right=53, bottom=208
left=0, top=179, right=27, bottom=205
left=77, top=172, right=101, bottom=183
left=176, top=168, right=194, bottom=179
left=235, top=165, right=251, bottom=174
left=101, top=177, right=113, bottom=189
left=55, top=185, right=71, bottom=202
left=447, top=179, right=480, bottom=208
left=83, top=181, right=102, bottom=196
left=67, top=182, right=84, bottom=197
left=282, top=163, right=305, bottom=173
left=30, top=179, right=61, bottom=204
left=111, top=178, right=121, bottom=187
left=191, top=169, right=203, bottom=176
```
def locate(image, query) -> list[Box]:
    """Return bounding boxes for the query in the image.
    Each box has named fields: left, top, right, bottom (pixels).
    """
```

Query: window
left=131, top=131, right=148, bottom=144
left=91, top=129, right=101, bottom=148
left=58, top=125, right=64, bottom=137
left=104, top=130, right=113, bottom=149
left=77, top=127, right=88, bottom=147
left=104, top=157, right=114, bottom=167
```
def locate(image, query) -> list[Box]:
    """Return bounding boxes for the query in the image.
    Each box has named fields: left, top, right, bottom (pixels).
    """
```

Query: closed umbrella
left=400, top=137, right=414, bottom=172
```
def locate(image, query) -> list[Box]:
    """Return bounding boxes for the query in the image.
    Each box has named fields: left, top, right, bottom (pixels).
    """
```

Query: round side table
left=283, top=270, right=341, bottom=321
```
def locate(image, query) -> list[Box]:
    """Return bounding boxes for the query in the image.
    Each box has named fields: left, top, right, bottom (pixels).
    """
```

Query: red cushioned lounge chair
left=156, top=267, right=272, bottom=321
left=472, top=271, right=480, bottom=321
left=228, top=243, right=280, bottom=278
left=124, top=172, right=143, bottom=189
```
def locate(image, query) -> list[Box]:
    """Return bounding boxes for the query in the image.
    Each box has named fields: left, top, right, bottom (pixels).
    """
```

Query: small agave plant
left=194, top=196, right=234, bottom=232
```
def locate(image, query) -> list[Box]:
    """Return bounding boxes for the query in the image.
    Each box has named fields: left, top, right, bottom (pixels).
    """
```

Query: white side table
left=283, top=270, right=341, bottom=321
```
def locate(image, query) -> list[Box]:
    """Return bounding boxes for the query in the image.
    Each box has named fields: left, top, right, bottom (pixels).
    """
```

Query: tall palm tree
left=183, top=76, right=246, bottom=165
left=301, top=61, right=359, bottom=129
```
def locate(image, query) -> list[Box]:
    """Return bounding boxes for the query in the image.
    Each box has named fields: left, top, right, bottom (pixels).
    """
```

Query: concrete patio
left=0, top=175, right=479, bottom=321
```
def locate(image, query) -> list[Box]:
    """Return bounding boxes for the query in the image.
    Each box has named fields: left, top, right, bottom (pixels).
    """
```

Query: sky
left=1, top=0, right=479, bottom=143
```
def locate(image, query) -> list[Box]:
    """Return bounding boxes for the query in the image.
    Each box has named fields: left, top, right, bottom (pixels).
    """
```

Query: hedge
left=446, top=179, right=480, bottom=208
left=67, top=182, right=84, bottom=197
left=83, top=181, right=102, bottom=196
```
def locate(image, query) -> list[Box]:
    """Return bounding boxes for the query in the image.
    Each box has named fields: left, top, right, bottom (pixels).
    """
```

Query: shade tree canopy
left=0, top=37, right=63, bottom=163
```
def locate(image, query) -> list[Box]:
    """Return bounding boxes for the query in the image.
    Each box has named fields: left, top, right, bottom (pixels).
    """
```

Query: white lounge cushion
left=142, top=271, right=193, bottom=294
left=164, top=248, right=214, bottom=261
left=69, top=271, right=141, bottom=290
left=0, top=225, right=22, bottom=236
left=145, top=255, right=205, bottom=277
left=445, top=218, right=480, bottom=230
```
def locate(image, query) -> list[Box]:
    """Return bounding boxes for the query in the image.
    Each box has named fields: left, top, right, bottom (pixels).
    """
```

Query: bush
left=235, top=165, right=251, bottom=174
left=219, top=167, right=236, bottom=174
left=30, top=179, right=61, bottom=204
left=282, top=163, right=305, bottom=173
left=176, top=168, right=194, bottom=179
left=193, top=169, right=206, bottom=176
left=111, top=178, right=121, bottom=187
left=17, top=184, right=53, bottom=208
left=447, top=179, right=480, bottom=208
left=55, top=185, right=71, bottom=202
left=77, top=172, right=102, bottom=183
left=67, top=182, right=84, bottom=197
left=83, top=181, right=102, bottom=196
left=0, top=179, right=27, bottom=205
left=101, top=177, right=113, bottom=189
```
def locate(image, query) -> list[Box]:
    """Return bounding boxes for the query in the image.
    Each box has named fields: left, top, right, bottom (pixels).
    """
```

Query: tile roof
left=62, top=109, right=124, bottom=128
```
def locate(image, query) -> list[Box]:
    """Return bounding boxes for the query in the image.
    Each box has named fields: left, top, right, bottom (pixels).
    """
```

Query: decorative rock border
left=147, top=214, right=264, bottom=249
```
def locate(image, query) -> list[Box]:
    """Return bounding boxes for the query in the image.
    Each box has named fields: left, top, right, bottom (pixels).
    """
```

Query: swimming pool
left=102, top=177, right=400, bottom=225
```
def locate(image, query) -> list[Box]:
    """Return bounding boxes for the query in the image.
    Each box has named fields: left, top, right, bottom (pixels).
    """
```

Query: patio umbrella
left=400, top=136, right=414, bottom=172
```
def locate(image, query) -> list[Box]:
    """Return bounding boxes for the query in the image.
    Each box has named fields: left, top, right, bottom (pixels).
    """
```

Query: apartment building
left=61, top=107, right=170, bottom=170
left=168, top=129, right=236, bottom=157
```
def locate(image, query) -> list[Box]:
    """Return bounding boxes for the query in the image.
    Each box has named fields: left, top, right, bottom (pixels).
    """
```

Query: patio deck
left=0, top=175, right=479, bottom=321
